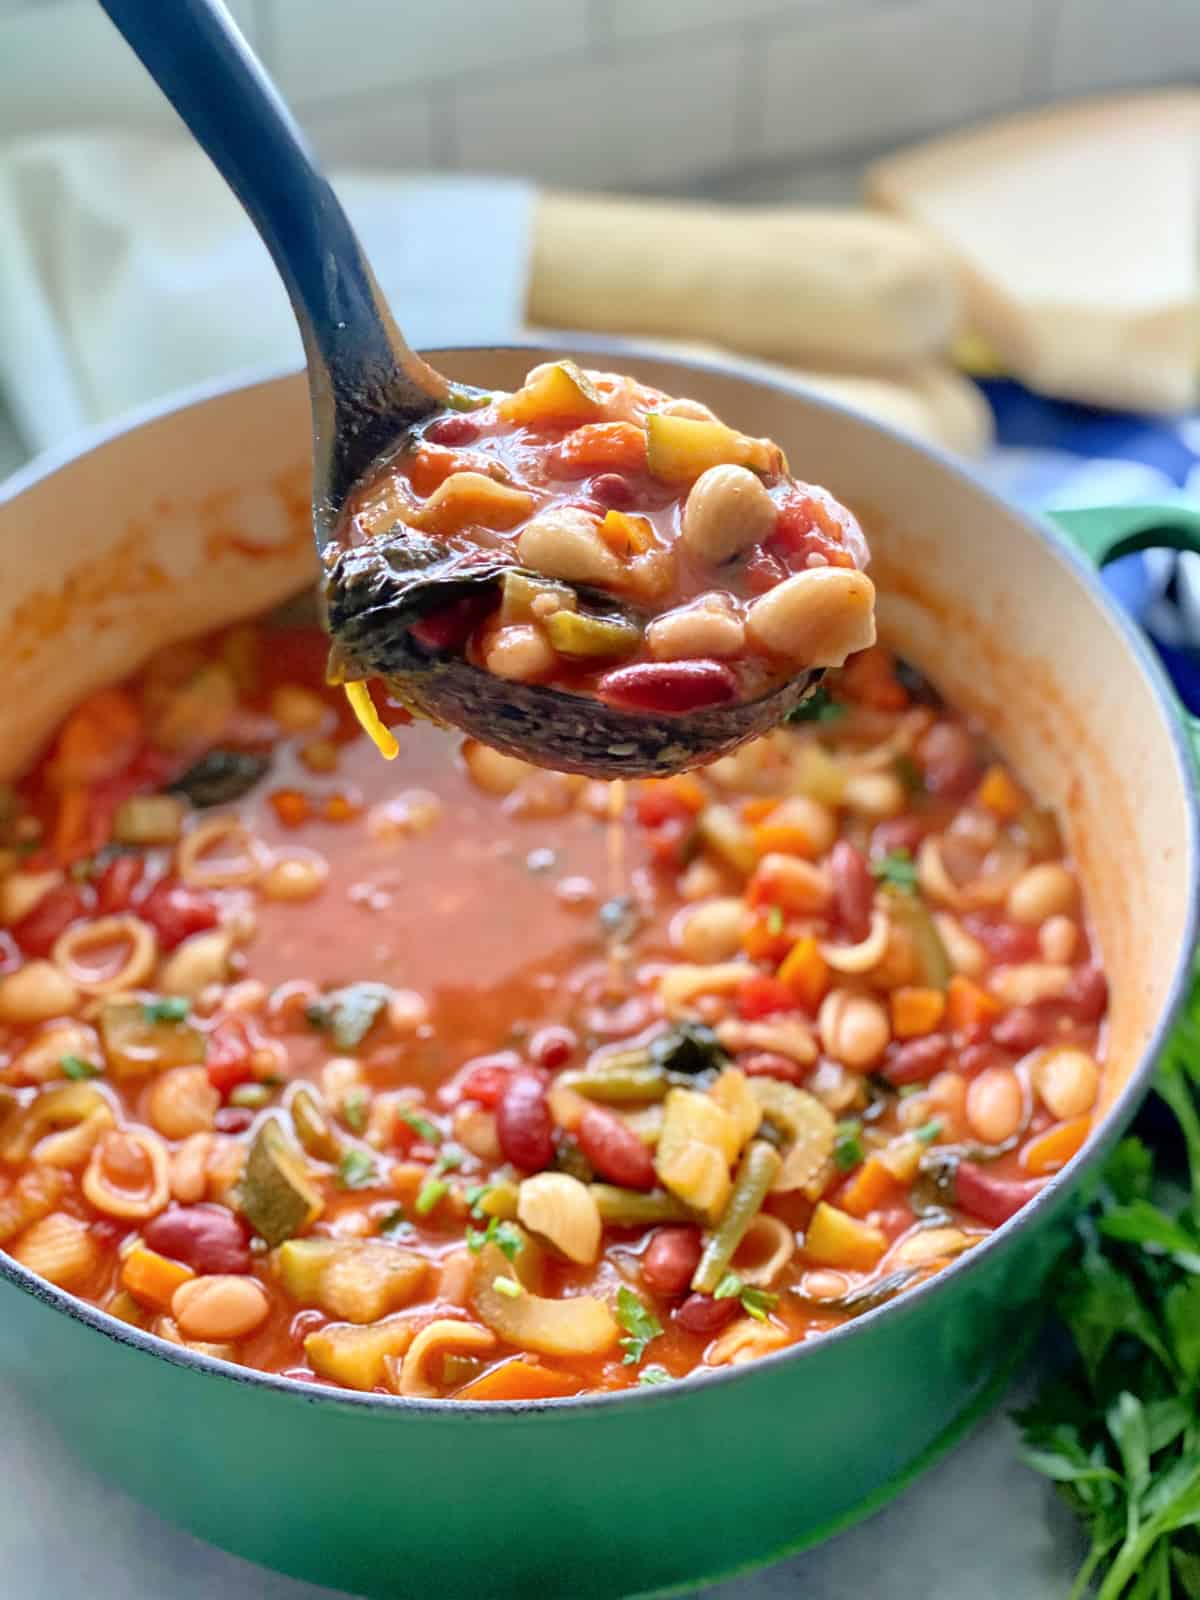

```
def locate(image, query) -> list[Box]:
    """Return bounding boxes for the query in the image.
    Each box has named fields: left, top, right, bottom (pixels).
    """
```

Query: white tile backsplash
left=1049, top=0, right=1200, bottom=95
left=759, top=0, right=1040, bottom=160
left=451, top=35, right=745, bottom=188
left=0, top=0, right=1193, bottom=191
left=272, top=0, right=590, bottom=103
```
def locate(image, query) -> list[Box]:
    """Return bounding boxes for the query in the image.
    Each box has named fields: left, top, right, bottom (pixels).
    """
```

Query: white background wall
left=0, top=0, right=1197, bottom=196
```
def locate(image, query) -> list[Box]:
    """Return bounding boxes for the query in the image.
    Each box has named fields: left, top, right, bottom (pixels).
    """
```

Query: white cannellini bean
left=675, top=897, right=746, bottom=963
left=1033, top=1048, right=1100, bottom=1121
left=484, top=624, right=557, bottom=683
left=817, top=988, right=890, bottom=1070
left=1006, top=863, right=1078, bottom=925
left=745, top=568, right=876, bottom=667
left=646, top=600, right=745, bottom=661
left=680, top=465, right=778, bottom=564
left=1038, top=915, right=1078, bottom=964
left=516, top=507, right=622, bottom=587
left=965, top=1067, right=1024, bottom=1145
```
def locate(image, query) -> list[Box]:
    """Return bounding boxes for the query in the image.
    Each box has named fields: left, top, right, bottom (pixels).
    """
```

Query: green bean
left=692, top=1141, right=782, bottom=1295
left=563, top=1066, right=669, bottom=1104
left=590, top=1184, right=692, bottom=1226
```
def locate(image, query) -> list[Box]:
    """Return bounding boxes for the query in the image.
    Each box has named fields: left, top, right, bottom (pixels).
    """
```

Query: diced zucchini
left=99, top=997, right=206, bottom=1078
left=544, top=609, right=641, bottom=660
left=291, top=1087, right=340, bottom=1162
left=748, top=1079, right=835, bottom=1195
left=499, top=572, right=577, bottom=626
left=499, top=362, right=604, bottom=427
left=644, top=414, right=782, bottom=483
left=276, top=1237, right=428, bottom=1323
left=112, top=795, right=186, bottom=845
left=803, top=1202, right=887, bottom=1270
left=471, top=1242, right=617, bottom=1357
left=238, top=1119, right=324, bottom=1246
left=304, top=1315, right=415, bottom=1390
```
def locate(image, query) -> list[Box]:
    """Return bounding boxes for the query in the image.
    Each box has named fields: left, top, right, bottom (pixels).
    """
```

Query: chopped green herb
left=834, top=1118, right=864, bottom=1172
left=60, top=1055, right=100, bottom=1081
left=433, top=1146, right=464, bottom=1175
left=913, top=1118, right=944, bottom=1145
left=141, top=996, right=191, bottom=1024
left=492, top=1274, right=522, bottom=1299
left=342, top=1088, right=369, bottom=1134
left=415, top=1176, right=449, bottom=1216
left=466, top=1216, right=522, bottom=1261
left=466, top=1183, right=493, bottom=1219
left=713, top=1271, right=778, bottom=1321
left=616, top=1285, right=663, bottom=1366
left=378, top=1207, right=413, bottom=1241
left=713, top=1271, right=743, bottom=1301
left=767, top=904, right=784, bottom=937
left=786, top=685, right=845, bottom=724
left=305, top=982, right=391, bottom=1051
left=336, top=1148, right=378, bottom=1190
left=398, top=1107, right=441, bottom=1145
left=648, top=1020, right=729, bottom=1077
left=870, top=849, right=919, bottom=894
left=638, top=1365, right=673, bottom=1386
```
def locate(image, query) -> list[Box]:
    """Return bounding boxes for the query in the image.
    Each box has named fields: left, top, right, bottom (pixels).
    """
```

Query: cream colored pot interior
left=1, top=350, right=1194, bottom=1119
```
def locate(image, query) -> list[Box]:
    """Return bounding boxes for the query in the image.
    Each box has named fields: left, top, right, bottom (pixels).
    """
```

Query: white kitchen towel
left=0, top=132, right=535, bottom=454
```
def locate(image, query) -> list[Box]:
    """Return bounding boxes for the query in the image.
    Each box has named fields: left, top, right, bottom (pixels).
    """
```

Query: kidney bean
left=642, top=1226, right=703, bottom=1297
left=423, top=415, right=480, bottom=447
left=962, top=913, right=1040, bottom=964
left=597, top=660, right=739, bottom=715
left=576, top=1104, right=657, bottom=1190
left=675, top=1292, right=739, bottom=1335
left=12, top=883, right=91, bottom=958
left=143, top=1203, right=252, bottom=1275
left=455, top=1050, right=523, bottom=1108
left=738, top=1050, right=806, bottom=1084
left=871, top=816, right=927, bottom=859
left=588, top=472, right=636, bottom=509
left=918, top=722, right=980, bottom=798
left=214, top=1106, right=255, bottom=1134
left=881, top=1033, right=950, bottom=1086
left=140, top=878, right=220, bottom=951
left=529, top=1026, right=577, bottom=1072
left=991, top=1005, right=1057, bottom=1055
left=958, top=1040, right=1010, bottom=1077
left=955, top=1162, right=1046, bottom=1227
left=409, top=593, right=495, bottom=653
left=496, top=1069, right=555, bottom=1171
left=830, top=841, right=873, bottom=942
left=1064, top=965, right=1107, bottom=1024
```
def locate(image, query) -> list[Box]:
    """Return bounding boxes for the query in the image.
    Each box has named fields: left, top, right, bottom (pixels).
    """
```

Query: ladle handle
left=1049, top=503, right=1200, bottom=771
left=96, top=0, right=447, bottom=541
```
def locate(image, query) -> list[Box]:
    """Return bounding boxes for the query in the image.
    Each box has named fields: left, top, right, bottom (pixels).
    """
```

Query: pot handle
left=1048, top=503, right=1200, bottom=771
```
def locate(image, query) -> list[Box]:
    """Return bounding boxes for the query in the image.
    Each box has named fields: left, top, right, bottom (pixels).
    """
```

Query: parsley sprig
left=616, top=1286, right=662, bottom=1366
left=713, top=1271, right=779, bottom=1323
left=1017, top=965, right=1200, bottom=1596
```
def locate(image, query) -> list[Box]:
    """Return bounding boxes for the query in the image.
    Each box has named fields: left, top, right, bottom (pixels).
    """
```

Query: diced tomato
left=736, top=974, right=795, bottom=1020
left=770, top=484, right=866, bottom=571
left=96, top=854, right=145, bottom=914
left=743, top=547, right=787, bottom=594
left=50, top=688, right=143, bottom=785
left=140, top=878, right=220, bottom=950
left=269, top=788, right=311, bottom=829
left=454, top=1051, right=523, bottom=1108
left=12, top=882, right=90, bottom=958
left=645, top=816, right=694, bottom=870
left=206, top=1018, right=255, bottom=1097
left=634, top=777, right=705, bottom=829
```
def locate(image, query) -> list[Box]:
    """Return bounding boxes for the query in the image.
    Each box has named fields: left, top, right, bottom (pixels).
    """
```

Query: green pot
left=0, top=349, right=1196, bottom=1599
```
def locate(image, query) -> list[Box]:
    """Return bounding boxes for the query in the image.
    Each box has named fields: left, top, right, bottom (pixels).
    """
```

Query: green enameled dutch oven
left=0, top=347, right=1197, bottom=1600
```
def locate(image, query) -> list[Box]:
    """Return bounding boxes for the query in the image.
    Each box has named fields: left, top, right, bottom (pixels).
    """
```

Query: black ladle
left=99, top=0, right=823, bottom=777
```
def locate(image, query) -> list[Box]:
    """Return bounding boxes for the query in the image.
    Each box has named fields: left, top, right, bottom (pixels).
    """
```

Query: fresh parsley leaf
left=378, top=1207, right=413, bottom=1241
left=833, top=1119, right=864, bottom=1172
left=786, top=686, right=845, bottom=724
left=870, top=849, right=919, bottom=894
left=616, top=1285, right=662, bottom=1366
left=336, top=1148, right=378, bottom=1190
left=638, top=1365, right=673, bottom=1386
left=434, top=1146, right=463, bottom=1175
left=415, top=1176, right=448, bottom=1216
left=60, top=1055, right=100, bottom=1081
left=398, top=1107, right=441, bottom=1145
left=465, top=1183, right=493, bottom=1219
left=466, top=1216, right=522, bottom=1261
left=142, top=996, right=191, bottom=1024
left=913, top=1118, right=943, bottom=1146
left=739, top=1287, right=779, bottom=1323
left=342, top=1088, right=369, bottom=1135
left=712, top=1271, right=743, bottom=1301
left=305, top=982, right=391, bottom=1051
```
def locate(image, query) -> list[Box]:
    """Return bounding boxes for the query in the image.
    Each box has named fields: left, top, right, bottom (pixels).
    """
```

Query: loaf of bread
left=529, top=193, right=962, bottom=369
left=867, top=92, right=1200, bottom=414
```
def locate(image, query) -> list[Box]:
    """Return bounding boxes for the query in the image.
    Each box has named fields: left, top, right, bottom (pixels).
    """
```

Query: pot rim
left=1, top=344, right=1196, bottom=1420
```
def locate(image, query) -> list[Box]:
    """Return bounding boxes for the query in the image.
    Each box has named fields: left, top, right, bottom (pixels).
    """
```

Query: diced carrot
left=740, top=798, right=776, bottom=825
left=777, top=935, right=829, bottom=1014
left=269, top=788, right=311, bottom=828
left=977, top=763, right=1026, bottom=822
left=1021, top=1115, right=1090, bottom=1177
left=559, top=421, right=648, bottom=474
left=323, top=793, right=362, bottom=823
left=635, top=775, right=706, bottom=827
left=741, top=912, right=793, bottom=964
left=838, top=1154, right=900, bottom=1219
left=598, top=509, right=655, bottom=558
left=455, top=1358, right=583, bottom=1402
left=835, top=645, right=908, bottom=711
left=51, top=688, right=143, bottom=785
left=408, top=446, right=473, bottom=497
left=946, top=974, right=1001, bottom=1031
left=890, top=986, right=947, bottom=1039
left=753, top=822, right=818, bottom=859
left=121, top=1245, right=196, bottom=1311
